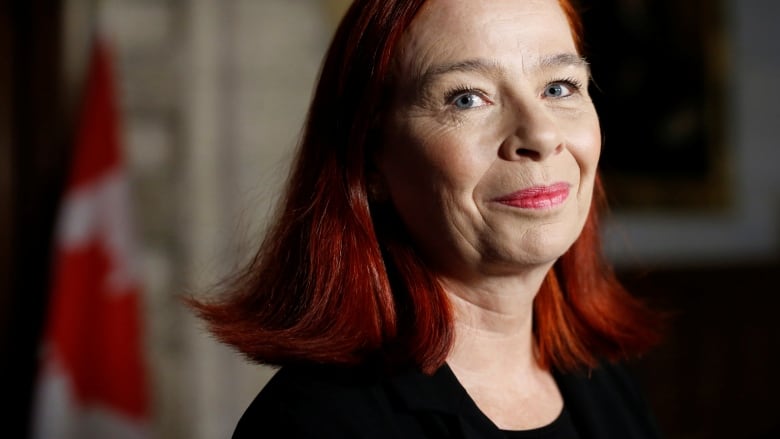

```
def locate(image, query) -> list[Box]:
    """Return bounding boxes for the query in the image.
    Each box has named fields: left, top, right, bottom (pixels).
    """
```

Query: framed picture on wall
left=582, top=0, right=729, bottom=212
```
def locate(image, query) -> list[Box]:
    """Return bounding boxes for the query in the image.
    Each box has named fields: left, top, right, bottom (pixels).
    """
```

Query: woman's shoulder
left=231, top=363, right=399, bottom=438
left=554, top=361, right=662, bottom=438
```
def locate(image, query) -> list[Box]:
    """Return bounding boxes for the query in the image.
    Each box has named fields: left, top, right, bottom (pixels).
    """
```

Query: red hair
left=189, top=0, right=659, bottom=374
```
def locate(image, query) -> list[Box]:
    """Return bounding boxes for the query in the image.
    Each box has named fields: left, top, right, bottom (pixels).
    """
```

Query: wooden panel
left=621, top=263, right=780, bottom=438
left=2, top=1, right=67, bottom=437
left=0, top=0, right=14, bottom=364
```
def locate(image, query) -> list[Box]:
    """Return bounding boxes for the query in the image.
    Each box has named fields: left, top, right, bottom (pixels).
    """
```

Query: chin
left=505, top=229, right=581, bottom=268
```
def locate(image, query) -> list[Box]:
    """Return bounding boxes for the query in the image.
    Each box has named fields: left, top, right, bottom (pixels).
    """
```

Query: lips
left=493, top=182, right=571, bottom=209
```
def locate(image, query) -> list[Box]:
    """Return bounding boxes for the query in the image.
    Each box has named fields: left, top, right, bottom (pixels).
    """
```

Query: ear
left=366, top=165, right=390, bottom=203
left=365, top=115, right=392, bottom=203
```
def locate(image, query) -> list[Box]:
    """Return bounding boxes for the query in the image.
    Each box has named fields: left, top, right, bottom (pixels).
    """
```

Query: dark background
left=581, top=1, right=779, bottom=437
left=623, top=264, right=780, bottom=438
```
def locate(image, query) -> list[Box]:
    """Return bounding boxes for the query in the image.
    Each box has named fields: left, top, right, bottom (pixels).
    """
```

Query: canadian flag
left=31, top=37, right=151, bottom=439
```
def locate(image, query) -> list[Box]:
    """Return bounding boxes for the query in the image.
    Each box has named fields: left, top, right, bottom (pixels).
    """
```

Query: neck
left=442, top=262, right=552, bottom=376
left=441, top=265, right=564, bottom=431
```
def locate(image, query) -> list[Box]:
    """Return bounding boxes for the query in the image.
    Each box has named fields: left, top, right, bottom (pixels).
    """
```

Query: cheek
left=567, top=115, right=601, bottom=180
left=378, top=123, right=449, bottom=216
left=388, top=122, right=490, bottom=197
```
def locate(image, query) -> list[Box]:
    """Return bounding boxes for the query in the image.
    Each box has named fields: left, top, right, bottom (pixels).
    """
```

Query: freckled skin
left=377, top=0, right=601, bottom=285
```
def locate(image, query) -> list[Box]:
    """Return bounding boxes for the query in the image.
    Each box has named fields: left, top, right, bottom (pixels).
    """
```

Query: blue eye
left=543, top=80, right=580, bottom=98
left=451, top=92, right=488, bottom=109
left=544, top=83, right=569, bottom=98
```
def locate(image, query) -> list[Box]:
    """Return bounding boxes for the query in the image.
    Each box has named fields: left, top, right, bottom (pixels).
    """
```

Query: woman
left=191, top=0, right=662, bottom=437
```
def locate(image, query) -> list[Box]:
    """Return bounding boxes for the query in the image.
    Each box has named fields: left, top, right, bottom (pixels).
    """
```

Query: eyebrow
left=418, top=59, right=504, bottom=90
left=418, top=53, right=589, bottom=89
left=538, top=53, right=589, bottom=70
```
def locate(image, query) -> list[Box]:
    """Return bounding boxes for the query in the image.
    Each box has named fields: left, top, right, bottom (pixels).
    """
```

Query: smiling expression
left=376, top=0, right=601, bottom=281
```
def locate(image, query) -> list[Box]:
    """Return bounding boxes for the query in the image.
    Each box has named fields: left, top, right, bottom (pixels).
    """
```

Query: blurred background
left=1, top=0, right=778, bottom=438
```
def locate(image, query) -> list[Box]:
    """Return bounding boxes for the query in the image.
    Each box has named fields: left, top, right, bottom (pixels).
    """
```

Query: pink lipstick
left=493, top=182, right=570, bottom=209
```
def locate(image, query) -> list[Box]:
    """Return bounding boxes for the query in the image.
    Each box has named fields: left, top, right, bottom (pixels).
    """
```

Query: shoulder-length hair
left=189, top=0, right=659, bottom=374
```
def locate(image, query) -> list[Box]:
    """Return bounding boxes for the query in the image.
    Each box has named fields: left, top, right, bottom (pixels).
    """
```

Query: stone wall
left=70, top=1, right=337, bottom=437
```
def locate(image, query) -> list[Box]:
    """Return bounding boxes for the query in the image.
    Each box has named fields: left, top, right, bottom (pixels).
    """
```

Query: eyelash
left=443, top=76, right=585, bottom=107
left=548, top=76, right=584, bottom=95
left=444, top=85, right=487, bottom=105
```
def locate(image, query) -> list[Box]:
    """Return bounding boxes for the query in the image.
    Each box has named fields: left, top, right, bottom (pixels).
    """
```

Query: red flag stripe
left=32, top=36, right=150, bottom=438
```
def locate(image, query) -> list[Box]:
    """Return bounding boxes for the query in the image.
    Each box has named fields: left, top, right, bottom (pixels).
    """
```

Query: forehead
left=397, top=0, right=576, bottom=77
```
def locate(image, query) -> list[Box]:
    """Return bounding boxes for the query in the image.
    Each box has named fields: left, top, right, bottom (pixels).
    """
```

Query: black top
left=500, top=406, right=579, bottom=438
left=496, top=405, right=580, bottom=439
left=233, top=362, right=661, bottom=438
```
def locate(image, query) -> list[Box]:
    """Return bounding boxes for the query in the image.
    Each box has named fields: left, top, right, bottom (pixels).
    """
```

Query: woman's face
left=376, top=0, right=600, bottom=279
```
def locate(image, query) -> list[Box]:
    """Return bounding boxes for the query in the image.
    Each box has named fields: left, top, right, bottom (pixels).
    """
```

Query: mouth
left=492, top=182, right=571, bottom=209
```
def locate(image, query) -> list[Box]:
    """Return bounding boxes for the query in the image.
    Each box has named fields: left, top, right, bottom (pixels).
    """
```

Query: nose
left=499, top=102, right=563, bottom=161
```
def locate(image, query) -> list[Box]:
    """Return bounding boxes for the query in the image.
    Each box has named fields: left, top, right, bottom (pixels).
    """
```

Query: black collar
left=386, top=362, right=650, bottom=439
left=387, top=363, right=509, bottom=439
